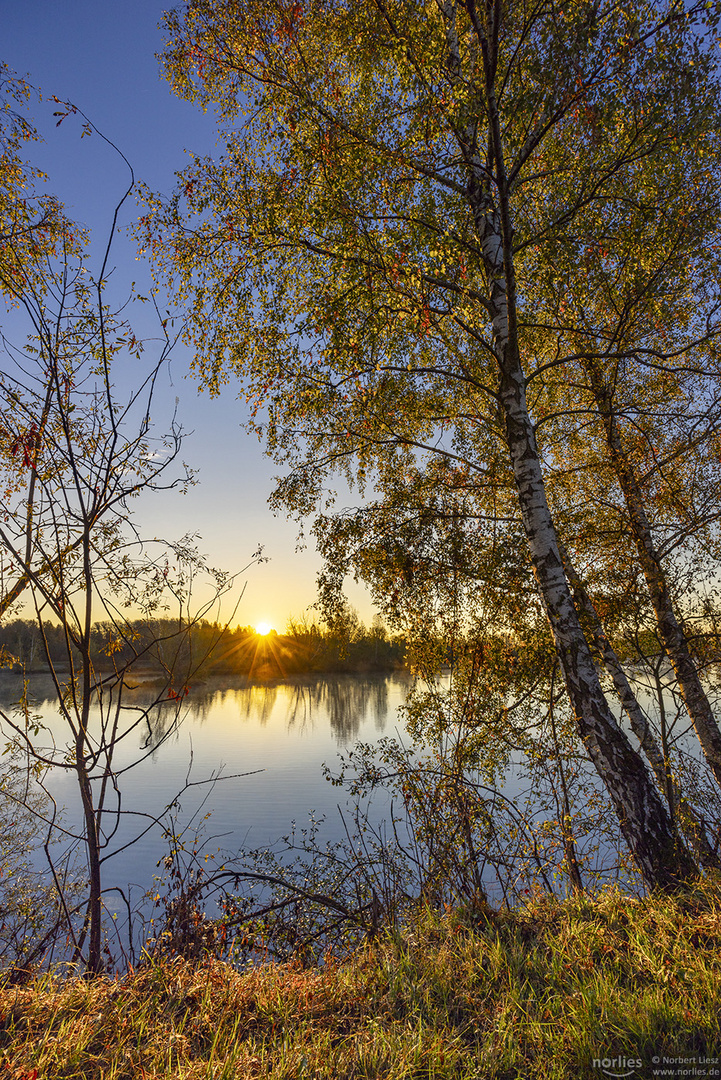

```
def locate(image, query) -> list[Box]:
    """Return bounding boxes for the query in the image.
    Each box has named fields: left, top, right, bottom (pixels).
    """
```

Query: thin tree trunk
left=80, top=529, right=103, bottom=975
left=560, top=541, right=718, bottom=870
left=548, top=663, right=584, bottom=895
left=584, top=359, right=721, bottom=790
left=77, top=754, right=103, bottom=975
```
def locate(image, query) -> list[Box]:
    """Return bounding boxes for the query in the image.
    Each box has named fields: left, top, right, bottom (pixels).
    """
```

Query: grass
left=1, top=878, right=721, bottom=1079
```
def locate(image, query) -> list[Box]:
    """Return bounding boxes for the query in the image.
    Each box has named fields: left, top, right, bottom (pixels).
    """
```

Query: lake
left=2, top=665, right=714, bottom=932
left=0, top=671, right=412, bottom=903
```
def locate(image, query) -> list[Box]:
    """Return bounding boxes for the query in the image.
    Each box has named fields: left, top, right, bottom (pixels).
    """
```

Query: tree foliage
left=142, top=0, right=721, bottom=888
left=0, top=66, right=77, bottom=301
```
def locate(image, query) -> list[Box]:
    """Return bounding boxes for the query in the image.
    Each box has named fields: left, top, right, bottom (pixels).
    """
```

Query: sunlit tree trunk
left=560, top=541, right=718, bottom=870
left=498, top=359, right=694, bottom=887
left=460, top=17, right=697, bottom=889
left=584, top=358, right=721, bottom=791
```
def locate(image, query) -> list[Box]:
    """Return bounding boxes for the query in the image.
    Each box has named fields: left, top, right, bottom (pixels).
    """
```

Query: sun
left=255, top=621, right=273, bottom=636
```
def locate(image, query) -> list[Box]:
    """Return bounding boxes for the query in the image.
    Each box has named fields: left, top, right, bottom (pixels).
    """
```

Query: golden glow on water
left=4, top=672, right=410, bottom=894
left=255, top=621, right=273, bottom=636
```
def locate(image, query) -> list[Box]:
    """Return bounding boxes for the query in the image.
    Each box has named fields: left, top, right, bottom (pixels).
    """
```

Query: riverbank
left=3, top=879, right=721, bottom=1079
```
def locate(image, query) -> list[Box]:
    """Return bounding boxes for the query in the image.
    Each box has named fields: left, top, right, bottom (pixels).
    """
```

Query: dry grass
left=2, top=878, right=721, bottom=1078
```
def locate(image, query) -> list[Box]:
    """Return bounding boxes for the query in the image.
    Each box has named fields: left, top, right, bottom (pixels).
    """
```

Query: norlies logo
left=593, top=1058, right=642, bottom=1078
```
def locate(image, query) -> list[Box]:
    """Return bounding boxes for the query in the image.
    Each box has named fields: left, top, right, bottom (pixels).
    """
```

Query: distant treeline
left=0, top=616, right=406, bottom=679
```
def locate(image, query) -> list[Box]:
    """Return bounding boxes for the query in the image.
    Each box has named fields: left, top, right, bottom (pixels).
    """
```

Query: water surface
left=0, top=672, right=410, bottom=896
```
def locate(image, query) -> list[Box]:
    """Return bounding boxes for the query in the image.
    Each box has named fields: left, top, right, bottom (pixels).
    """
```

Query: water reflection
left=0, top=672, right=403, bottom=753
left=267, top=676, right=392, bottom=742
left=0, top=671, right=409, bottom=894
left=0, top=672, right=60, bottom=709
left=144, top=674, right=396, bottom=745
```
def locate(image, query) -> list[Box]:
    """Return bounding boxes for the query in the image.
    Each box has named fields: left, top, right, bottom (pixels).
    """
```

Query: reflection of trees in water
left=281, top=676, right=392, bottom=743
left=140, top=701, right=186, bottom=753
left=142, top=675, right=396, bottom=743
left=0, top=674, right=59, bottom=710
left=132, top=682, right=284, bottom=746
left=0, top=673, right=403, bottom=747
left=0, top=675, right=190, bottom=757
left=238, top=685, right=279, bottom=728
left=184, top=674, right=397, bottom=743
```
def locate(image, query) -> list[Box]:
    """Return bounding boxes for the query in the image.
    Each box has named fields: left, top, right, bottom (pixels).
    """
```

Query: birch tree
left=141, top=0, right=721, bottom=888
left=526, top=184, right=721, bottom=789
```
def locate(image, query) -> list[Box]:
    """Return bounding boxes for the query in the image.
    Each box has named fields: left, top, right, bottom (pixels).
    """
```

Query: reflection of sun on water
left=255, top=622, right=273, bottom=636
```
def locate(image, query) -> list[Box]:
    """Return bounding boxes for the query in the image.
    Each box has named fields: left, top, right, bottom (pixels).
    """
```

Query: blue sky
left=2, top=0, right=374, bottom=630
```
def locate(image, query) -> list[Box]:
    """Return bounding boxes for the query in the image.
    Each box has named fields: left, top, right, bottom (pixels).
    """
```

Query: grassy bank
left=2, top=880, right=721, bottom=1079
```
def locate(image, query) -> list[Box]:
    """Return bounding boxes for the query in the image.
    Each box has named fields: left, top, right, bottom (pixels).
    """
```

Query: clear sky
left=2, top=0, right=375, bottom=631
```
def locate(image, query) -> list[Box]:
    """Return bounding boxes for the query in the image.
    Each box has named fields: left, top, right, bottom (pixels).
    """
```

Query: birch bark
left=560, top=540, right=718, bottom=870
left=495, top=352, right=695, bottom=887
left=456, top=0, right=697, bottom=888
left=584, top=359, right=721, bottom=791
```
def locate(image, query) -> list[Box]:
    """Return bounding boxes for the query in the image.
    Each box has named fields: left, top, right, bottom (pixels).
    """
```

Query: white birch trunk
left=585, top=360, right=721, bottom=791
left=496, top=357, right=695, bottom=886
left=560, top=541, right=718, bottom=870
left=444, top=0, right=697, bottom=888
